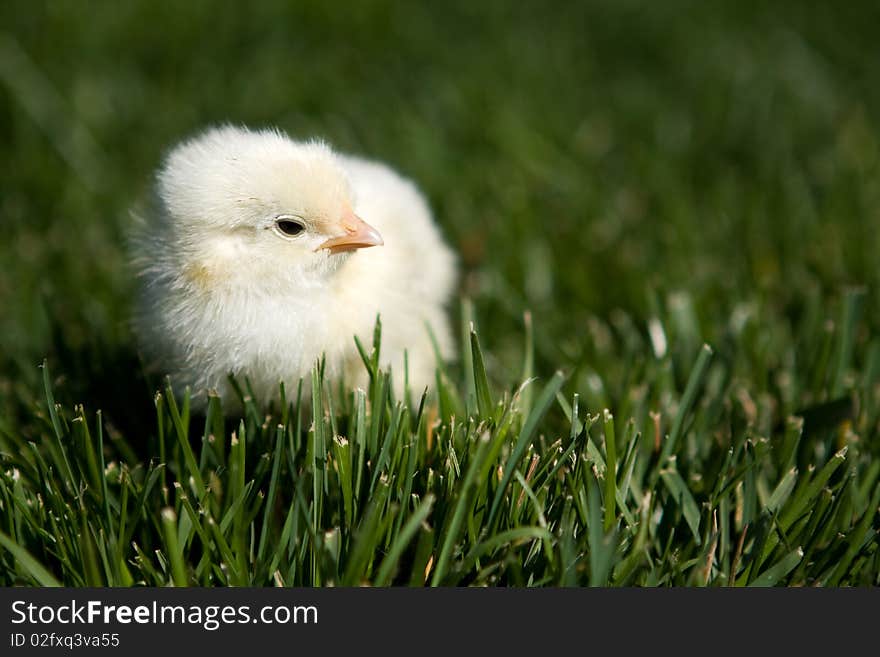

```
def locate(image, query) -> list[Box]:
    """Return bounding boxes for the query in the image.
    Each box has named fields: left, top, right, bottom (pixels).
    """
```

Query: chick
left=131, top=125, right=456, bottom=407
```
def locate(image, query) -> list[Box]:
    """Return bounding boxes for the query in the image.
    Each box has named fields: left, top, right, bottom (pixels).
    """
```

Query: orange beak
left=317, top=211, right=384, bottom=255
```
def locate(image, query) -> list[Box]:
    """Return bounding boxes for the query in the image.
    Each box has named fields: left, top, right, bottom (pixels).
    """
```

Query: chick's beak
left=317, top=211, right=384, bottom=255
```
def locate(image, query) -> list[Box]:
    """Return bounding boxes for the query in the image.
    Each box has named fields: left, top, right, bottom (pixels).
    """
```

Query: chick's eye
left=275, top=218, right=305, bottom=237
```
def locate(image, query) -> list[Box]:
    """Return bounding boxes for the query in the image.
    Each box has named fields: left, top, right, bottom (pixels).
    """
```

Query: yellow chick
left=130, top=126, right=456, bottom=407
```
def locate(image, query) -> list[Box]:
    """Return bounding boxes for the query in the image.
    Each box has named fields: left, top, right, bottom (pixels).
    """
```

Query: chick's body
left=132, top=126, right=456, bottom=405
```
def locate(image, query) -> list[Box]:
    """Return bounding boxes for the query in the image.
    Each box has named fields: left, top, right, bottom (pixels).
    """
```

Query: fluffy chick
left=131, top=125, right=456, bottom=406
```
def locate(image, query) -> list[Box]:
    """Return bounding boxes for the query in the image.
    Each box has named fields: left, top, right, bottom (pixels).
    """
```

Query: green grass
left=1, top=1, right=880, bottom=586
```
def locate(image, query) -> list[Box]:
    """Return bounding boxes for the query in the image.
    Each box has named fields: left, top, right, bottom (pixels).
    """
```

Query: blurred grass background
left=1, top=1, right=879, bottom=446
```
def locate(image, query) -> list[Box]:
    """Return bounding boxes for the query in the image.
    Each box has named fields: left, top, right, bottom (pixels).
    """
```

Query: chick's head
left=153, top=126, right=383, bottom=297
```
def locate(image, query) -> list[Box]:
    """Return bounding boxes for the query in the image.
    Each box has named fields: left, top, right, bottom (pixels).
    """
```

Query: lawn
left=0, top=1, right=878, bottom=586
